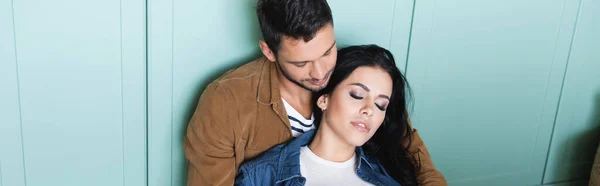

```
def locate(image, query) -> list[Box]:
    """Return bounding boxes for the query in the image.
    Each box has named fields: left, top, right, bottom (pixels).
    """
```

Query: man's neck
left=278, top=72, right=313, bottom=119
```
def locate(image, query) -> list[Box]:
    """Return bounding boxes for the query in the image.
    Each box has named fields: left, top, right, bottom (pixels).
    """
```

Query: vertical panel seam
left=144, top=0, right=149, bottom=185
left=120, top=0, right=125, bottom=185
left=387, top=0, right=397, bottom=49
left=404, top=0, right=417, bottom=75
left=536, top=0, right=569, bottom=182
left=0, top=160, right=3, bottom=186
left=536, top=0, right=567, bottom=182
left=541, top=0, right=584, bottom=183
left=528, top=0, right=567, bottom=182
left=11, top=0, right=27, bottom=185
left=170, top=0, right=175, bottom=185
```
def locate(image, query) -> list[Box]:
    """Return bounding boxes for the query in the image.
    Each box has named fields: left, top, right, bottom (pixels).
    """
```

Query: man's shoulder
left=212, top=57, right=269, bottom=85
left=201, top=57, right=269, bottom=97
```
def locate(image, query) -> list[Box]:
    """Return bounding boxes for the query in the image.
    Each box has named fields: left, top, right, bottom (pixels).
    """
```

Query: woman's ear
left=317, top=94, right=329, bottom=111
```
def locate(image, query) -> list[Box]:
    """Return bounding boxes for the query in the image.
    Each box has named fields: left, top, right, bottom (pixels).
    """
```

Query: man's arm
left=405, top=115, right=448, bottom=186
left=184, top=82, right=236, bottom=186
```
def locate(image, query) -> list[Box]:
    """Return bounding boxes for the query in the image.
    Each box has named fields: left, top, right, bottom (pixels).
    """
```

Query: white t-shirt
left=299, top=146, right=373, bottom=186
left=282, top=99, right=315, bottom=137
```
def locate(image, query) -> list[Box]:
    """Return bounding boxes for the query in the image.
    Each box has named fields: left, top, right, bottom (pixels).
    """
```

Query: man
left=184, top=0, right=447, bottom=185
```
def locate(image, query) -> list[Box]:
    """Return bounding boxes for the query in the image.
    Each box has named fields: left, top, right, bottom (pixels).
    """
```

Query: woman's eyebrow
left=378, top=95, right=390, bottom=100
left=350, top=83, right=369, bottom=91
left=351, top=83, right=390, bottom=100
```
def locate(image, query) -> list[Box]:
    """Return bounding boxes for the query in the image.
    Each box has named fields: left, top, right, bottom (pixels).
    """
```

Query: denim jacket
left=234, top=129, right=401, bottom=186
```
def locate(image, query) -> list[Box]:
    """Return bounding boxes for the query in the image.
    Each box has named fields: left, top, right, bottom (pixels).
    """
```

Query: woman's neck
left=308, top=125, right=356, bottom=162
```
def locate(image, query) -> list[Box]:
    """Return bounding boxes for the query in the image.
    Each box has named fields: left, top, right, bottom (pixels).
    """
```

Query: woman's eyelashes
left=375, top=103, right=387, bottom=111
left=349, top=91, right=363, bottom=99
left=350, top=91, right=388, bottom=111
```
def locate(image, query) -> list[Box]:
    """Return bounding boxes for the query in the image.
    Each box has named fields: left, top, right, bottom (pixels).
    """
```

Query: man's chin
left=302, top=84, right=326, bottom=92
left=302, top=80, right=330, bottom=92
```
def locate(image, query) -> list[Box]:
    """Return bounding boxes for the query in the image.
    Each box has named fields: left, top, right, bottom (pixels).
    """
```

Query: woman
left=235, top=45, right=419, bottom=186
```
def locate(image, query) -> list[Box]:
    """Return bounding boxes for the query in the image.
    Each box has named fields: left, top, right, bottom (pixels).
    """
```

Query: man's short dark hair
left=256, top=0, right=333, bottom=55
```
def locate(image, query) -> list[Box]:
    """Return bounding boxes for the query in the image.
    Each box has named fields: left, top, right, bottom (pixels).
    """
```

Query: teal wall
left=408, top=0, right=569, bottom=184
left=0, top=0, right=146, bottom=186
left=1, top=0, right=599, bottom=186
left=544, top=0, right=600, bottom=183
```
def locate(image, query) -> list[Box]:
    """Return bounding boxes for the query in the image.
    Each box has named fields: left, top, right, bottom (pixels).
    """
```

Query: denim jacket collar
left=274, top=129, right=399, bottom=186
left=274, top=129, right=312, bottom=183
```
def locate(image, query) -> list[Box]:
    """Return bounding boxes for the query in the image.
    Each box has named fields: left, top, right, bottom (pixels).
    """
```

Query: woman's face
left=318, top=66, right=393, bottom=147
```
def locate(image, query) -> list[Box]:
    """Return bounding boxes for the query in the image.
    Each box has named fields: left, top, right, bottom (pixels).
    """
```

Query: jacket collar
left=256, top=58, right=280, bottom=105
left=275, top=129, right=314, bottom=183
left=274, top=129, right=381, bottom=183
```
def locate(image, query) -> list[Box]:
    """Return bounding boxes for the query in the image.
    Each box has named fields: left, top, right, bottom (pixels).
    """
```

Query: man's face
left=275, top=24, right=337, bottom=92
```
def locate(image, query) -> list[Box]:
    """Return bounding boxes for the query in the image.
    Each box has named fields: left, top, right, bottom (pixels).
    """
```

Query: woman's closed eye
left=351, top=91, right=388, bottom=111
left=375, top=103, right=387, bottom=111
left=349, top=91, right=363, bottom=99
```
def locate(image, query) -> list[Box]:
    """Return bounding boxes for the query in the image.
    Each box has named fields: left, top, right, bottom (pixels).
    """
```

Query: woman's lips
left=351, top=120, right=370, bottom=132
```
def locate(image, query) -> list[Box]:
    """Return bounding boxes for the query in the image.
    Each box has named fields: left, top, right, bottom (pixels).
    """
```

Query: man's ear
left=259, top=40, right=276, bottom=62
left=317, top=94, right=329, bottom=111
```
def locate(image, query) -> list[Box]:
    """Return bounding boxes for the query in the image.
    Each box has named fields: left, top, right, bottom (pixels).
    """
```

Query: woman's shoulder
left=236, top=143, right=289, bottom=185
left=240, top=143, right=285, bottom=171
left=242, top=130, right=315, bottom=170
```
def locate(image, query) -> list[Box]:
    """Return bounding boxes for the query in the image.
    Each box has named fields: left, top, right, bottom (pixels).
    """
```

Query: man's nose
left=310, top=62, right=327, bottom=80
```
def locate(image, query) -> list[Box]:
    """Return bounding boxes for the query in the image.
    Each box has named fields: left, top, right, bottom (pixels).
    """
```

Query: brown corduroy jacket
left=590, top=144, right=600, bottom=186
left=184, top=57, right=447, bottom=186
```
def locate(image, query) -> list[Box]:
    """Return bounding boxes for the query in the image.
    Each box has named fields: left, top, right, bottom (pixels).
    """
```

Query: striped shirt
left=282, top=99, right=315, bottom=137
